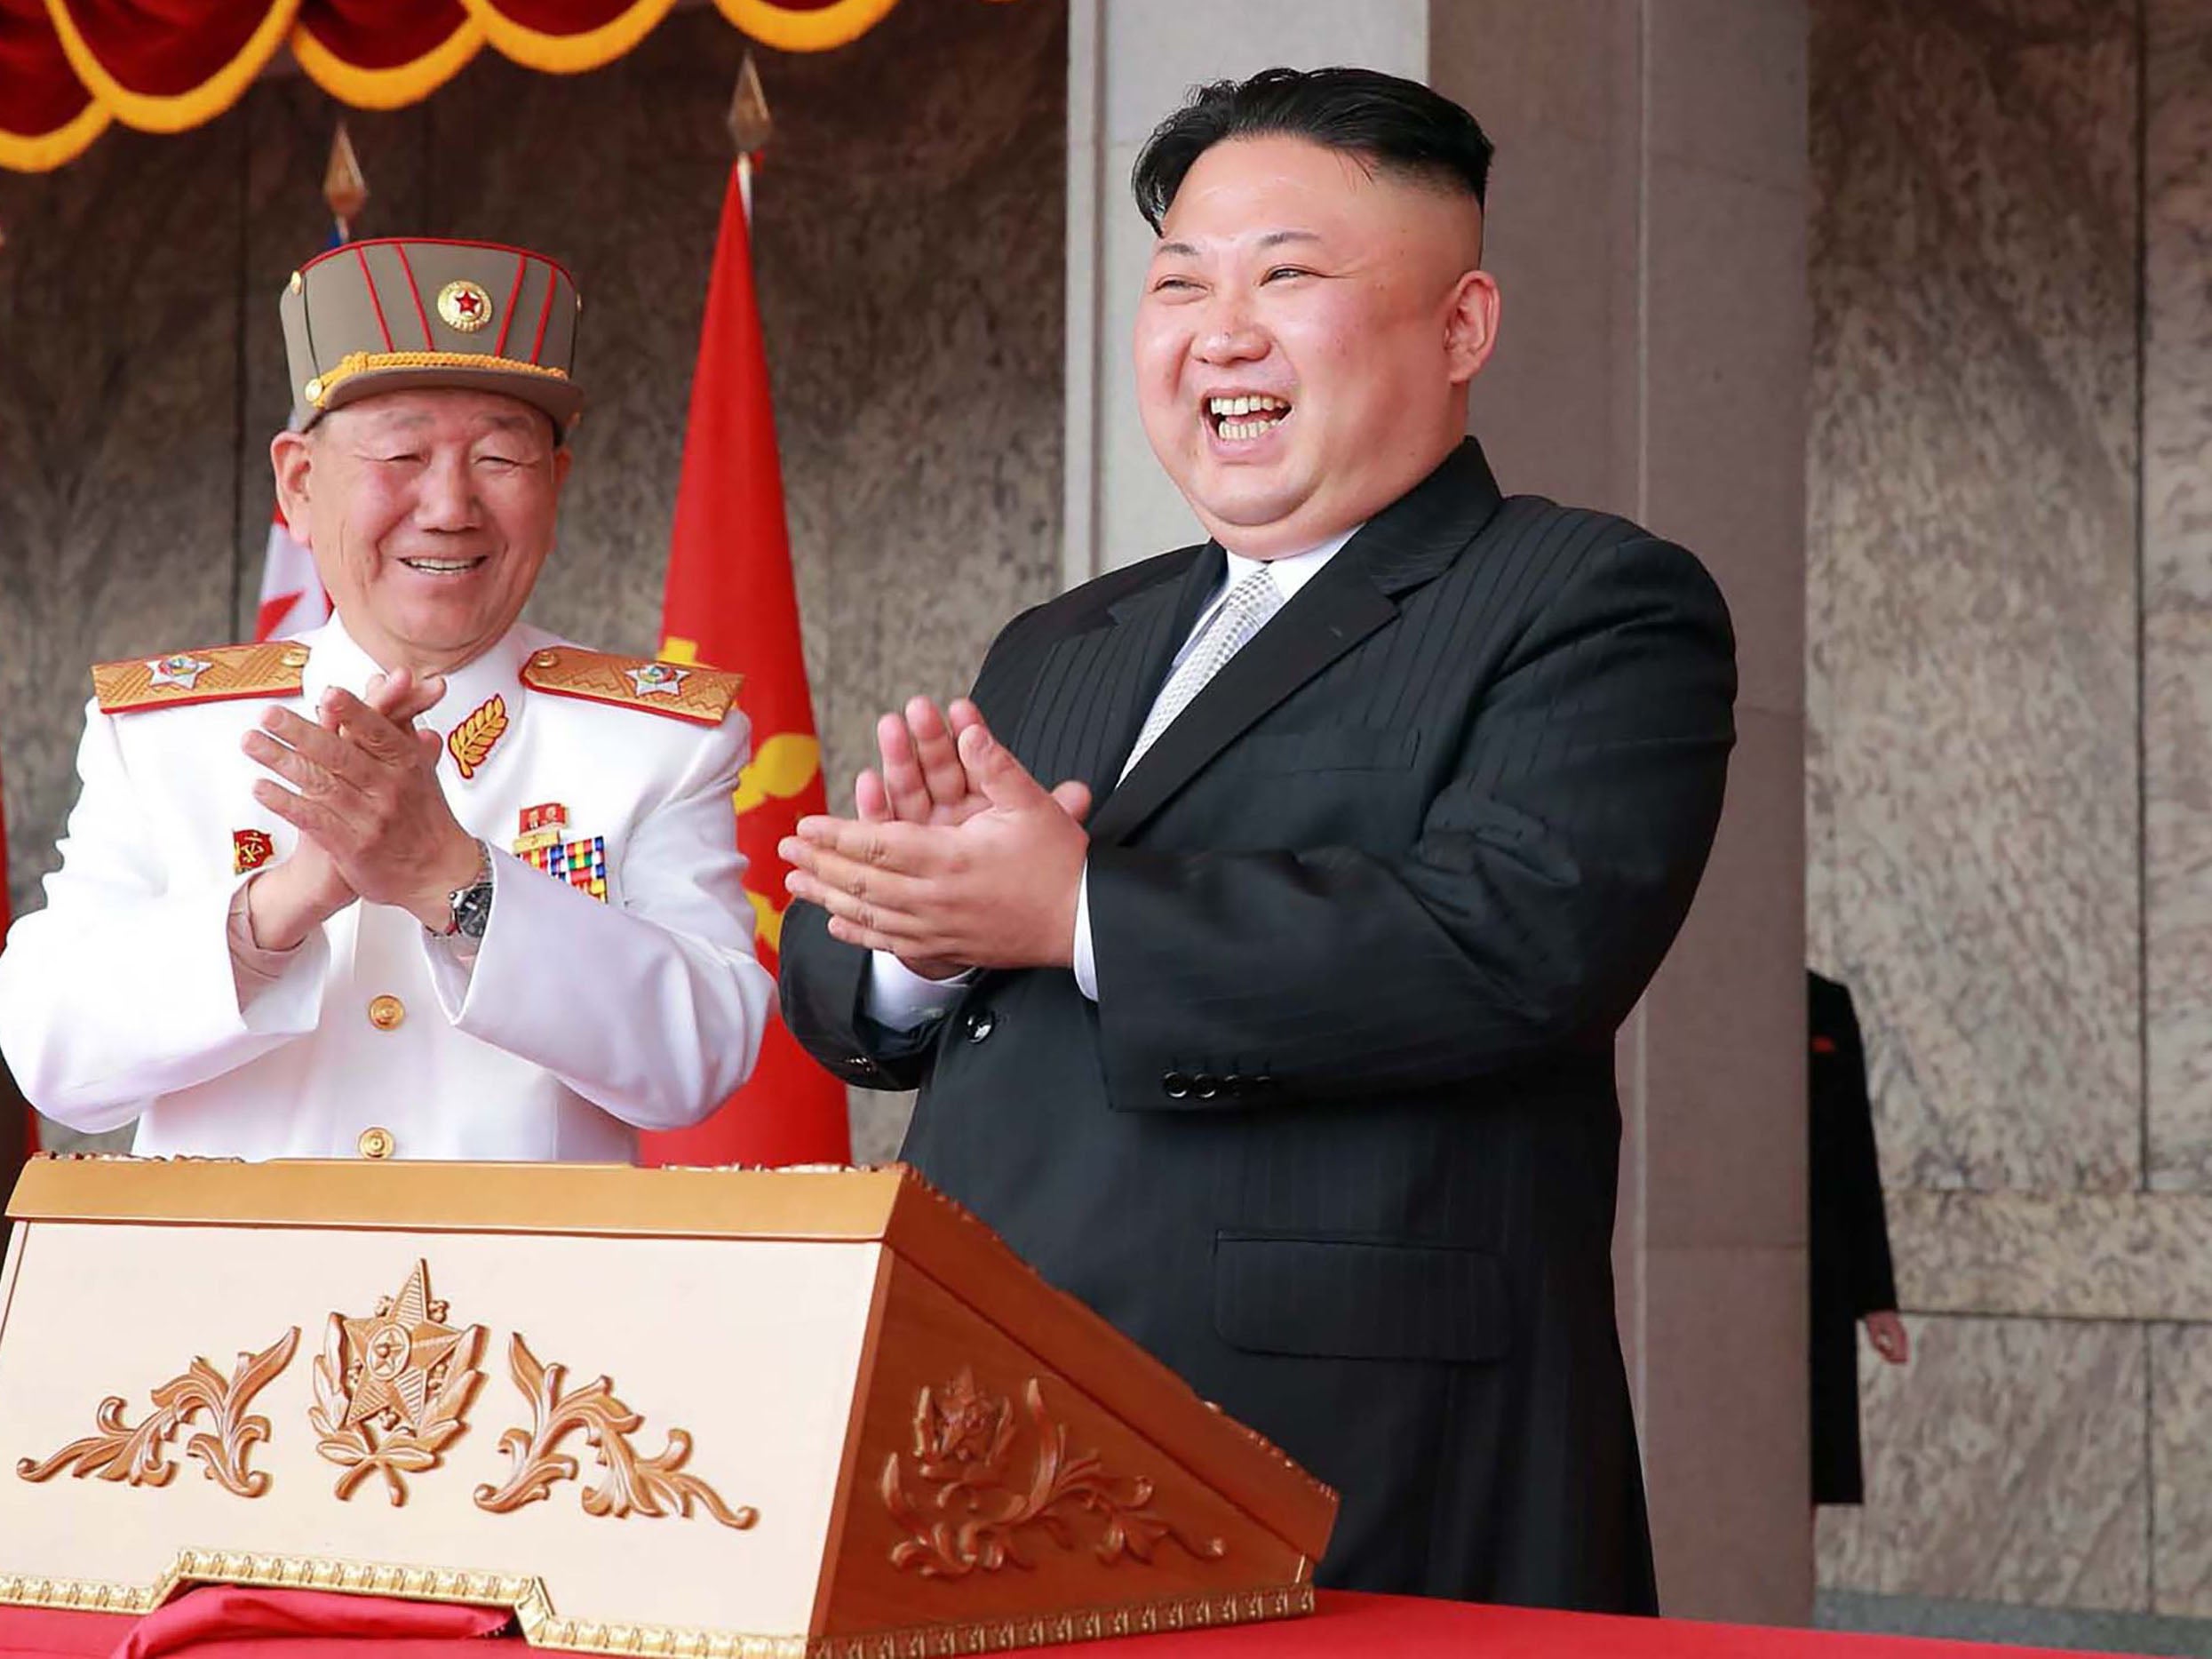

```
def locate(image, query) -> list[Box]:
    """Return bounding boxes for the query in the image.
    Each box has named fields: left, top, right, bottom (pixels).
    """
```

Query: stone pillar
left=1434, top=0, right=1813, bottom=1624
left=1067, top=0, right=1812, bottom=1623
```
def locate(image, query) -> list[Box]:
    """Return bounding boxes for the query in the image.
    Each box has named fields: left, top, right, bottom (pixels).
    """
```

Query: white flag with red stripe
left=256, top=506, right=329, bottom=642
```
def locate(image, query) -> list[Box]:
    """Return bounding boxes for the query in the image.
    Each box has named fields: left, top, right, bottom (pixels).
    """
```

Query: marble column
left=1435, top=0, right=1814, bottom=1625
left=1806, top=0, right=2154, bottom=1622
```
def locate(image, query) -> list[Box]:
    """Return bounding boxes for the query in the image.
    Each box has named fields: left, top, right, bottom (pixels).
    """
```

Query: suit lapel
left=1010, top=544, right=1221, bottom=800
left=1086, top=439, right=1506, bottom=848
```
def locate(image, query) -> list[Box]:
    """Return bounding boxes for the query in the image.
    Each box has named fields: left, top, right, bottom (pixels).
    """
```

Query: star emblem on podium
left=340, top=1261, right=466, bottom=1435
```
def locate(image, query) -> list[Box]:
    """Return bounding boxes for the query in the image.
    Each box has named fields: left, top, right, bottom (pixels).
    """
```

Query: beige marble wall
left=1807, top=0, right=2140, bottom=1197
left=1818, top=1316, right=2150, bottom=1611
left=1810, top=0, right=2212, bottom=1625
left=0, top=2, right=1065, bottom=1162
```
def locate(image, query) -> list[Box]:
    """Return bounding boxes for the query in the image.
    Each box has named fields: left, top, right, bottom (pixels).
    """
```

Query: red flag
left=256, top=506, right=330, bottom=642
left=639, top=162, right=851, bottom=1168
left=0, top=751, right=31, bottom=1160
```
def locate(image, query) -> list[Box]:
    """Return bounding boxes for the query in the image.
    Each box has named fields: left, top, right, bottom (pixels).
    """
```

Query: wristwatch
left=438, top=840, right=496, bottom=941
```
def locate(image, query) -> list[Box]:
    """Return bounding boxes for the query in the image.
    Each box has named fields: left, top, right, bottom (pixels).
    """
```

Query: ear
left=269, top=429, right=314, bottom=546
left=550, top=443, right=574, bottom=495
left=1443, top=268, right=1501, bottom=387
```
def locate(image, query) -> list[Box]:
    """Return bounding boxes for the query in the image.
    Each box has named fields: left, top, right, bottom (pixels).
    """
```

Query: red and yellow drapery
left=0, top=0, right=999, bottom=173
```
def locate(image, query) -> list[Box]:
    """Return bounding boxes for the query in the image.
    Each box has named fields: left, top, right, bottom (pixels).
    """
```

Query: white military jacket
left=0, top=618, right=776, bottom=1162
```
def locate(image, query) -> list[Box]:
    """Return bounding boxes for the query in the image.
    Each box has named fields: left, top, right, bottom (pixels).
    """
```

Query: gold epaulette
left=519, top=646, right=742, bottom=727
left=92, top=642, right=310, bottom=714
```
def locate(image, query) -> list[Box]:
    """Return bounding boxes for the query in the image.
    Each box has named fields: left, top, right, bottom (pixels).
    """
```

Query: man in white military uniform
left=0, top=236, right=775, bottom=1161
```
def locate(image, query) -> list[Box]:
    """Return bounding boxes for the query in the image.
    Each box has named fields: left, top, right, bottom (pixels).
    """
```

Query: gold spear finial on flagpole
left=323, top=120, right=369, bottom=244
left=728, top=52, right=771, bottom=221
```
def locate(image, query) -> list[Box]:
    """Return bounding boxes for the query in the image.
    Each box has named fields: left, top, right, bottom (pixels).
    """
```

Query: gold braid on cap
left=308, top=350, right=571, bottom=407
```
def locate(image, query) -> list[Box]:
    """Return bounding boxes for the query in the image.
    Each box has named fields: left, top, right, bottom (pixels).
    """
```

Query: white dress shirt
left=0, top=617, right=776, bottom=1161
left=864, top=527, right=1359, bottom=1029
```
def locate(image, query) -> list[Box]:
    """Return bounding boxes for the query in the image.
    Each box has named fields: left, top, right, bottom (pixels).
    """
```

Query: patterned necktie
left=1121, top=565, right=1285, bottom=778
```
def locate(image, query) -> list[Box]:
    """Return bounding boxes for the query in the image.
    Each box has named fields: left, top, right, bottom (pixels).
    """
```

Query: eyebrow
left=1154, top=229, right=1325, bottom=259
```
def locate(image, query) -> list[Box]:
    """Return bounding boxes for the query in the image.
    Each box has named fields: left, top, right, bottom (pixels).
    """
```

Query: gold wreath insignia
left=447, top=695, right=509, bottom=781
left=309, top=1261, right=486, bottom=1506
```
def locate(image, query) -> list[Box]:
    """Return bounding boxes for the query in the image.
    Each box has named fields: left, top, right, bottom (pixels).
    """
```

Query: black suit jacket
left=781, top=440, right=1737, bottom=1612
left=1808, top=970, right=1898, bottom=1505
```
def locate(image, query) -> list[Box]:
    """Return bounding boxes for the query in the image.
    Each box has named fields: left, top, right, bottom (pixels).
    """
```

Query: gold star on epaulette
left=520, top=645, right=742, bottom=727
left=93, top=642, right=309, bottom=714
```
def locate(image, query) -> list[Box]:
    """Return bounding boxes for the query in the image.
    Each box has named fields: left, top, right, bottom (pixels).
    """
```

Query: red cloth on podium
left=113, top=1589, right=507, bottom=1657
left=0, top=1588, right=505, bottom=1659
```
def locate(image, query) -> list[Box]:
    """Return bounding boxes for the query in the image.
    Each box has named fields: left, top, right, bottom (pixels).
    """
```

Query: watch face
left=454, top=881, right=494, bottom=939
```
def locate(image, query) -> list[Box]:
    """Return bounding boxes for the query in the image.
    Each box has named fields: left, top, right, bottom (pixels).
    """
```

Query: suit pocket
left=1234, top=726, right=1422, bottom=773
left=1212, top=1232, right=1510, bottom=1363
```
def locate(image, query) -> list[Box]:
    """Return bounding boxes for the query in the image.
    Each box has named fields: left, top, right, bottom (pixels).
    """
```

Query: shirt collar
left=1221, top=524, right=1362, bottom=606
left=296, top=615, right=545, bottom=730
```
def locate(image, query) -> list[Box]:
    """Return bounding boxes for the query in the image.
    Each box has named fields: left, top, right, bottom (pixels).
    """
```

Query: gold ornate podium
left=0, top=1158, right=1334, bottom=1655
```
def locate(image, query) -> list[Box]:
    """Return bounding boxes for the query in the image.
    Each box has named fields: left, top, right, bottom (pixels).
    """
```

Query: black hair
left=1131, top=66, right=1493, bottom=232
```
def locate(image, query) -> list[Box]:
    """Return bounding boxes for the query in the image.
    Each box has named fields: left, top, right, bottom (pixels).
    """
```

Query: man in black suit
left=1809, top=969, right=1909, bottom=1506
left=778, top=68, right=1736, bottom=1613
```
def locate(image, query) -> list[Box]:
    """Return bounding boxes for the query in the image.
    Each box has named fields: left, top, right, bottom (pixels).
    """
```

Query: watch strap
left=437, top=840, right=496, bottom=939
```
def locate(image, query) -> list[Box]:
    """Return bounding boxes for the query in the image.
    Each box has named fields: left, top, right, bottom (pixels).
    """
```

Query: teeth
left=1207, top=395, right=1288, bottom=417
left=403, top=558, right=480, bottom=573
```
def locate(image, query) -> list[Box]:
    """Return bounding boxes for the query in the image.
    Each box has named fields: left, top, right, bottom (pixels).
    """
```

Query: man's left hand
left=1864, top=1310, right=1910, bottom=1365
left=783, top=719, right=1092, bottom=970
left=244, top=674, right=481, bottom=932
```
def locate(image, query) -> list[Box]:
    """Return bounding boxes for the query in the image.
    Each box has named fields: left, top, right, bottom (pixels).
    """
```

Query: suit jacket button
left=1162, top=1070, right=1191, bottom=1099
left=1192, top=1073, right=1220, bottom=1100
left=847, top=1056, right=879, bottom=1077
left=1251, top=1073, right=1276, bottom=1095
left=964, top=1009, right=997, bottom=1044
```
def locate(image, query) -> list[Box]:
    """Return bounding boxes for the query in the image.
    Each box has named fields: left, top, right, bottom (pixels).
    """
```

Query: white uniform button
left=367, top=994, right=405, bottom=1032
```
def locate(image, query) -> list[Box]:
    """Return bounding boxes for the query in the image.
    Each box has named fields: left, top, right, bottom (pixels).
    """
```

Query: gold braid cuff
left=307, top=351, right=573, bottom=407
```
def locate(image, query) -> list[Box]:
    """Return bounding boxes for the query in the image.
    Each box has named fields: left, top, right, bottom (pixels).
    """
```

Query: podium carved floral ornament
left=15, top=1328, right=298, bottom=1498
left=473, top=1334, right=757, bottom=1530
left=880, top=1368, right=1228, bottom=1578
left=309, top=1261, right=485, bottom=1504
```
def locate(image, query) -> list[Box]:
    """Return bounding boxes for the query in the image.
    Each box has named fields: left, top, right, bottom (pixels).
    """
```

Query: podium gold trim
left=0, top=1547, right=1313, bottom=1656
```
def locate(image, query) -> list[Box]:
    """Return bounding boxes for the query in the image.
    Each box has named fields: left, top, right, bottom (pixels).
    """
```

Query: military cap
left=280, top=237, right=584, bottom=440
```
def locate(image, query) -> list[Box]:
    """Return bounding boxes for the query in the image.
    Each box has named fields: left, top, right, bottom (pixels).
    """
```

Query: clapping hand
left=784, top=704, right=1092, bottom=977
left=242, top=668, right=480, bottom=947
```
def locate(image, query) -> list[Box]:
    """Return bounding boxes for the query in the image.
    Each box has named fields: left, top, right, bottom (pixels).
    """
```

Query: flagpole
left=729, top=52, right=770, bottom=226
left=324, top=119, right=367, bottom=245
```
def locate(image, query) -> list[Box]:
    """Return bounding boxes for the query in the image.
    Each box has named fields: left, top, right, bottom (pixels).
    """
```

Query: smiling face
left=1134, top=133, right=1499, bottom=558
left=269, top=388, right=570, bottom=676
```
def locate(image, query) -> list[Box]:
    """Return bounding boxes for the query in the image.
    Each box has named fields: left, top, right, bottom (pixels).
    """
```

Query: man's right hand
left=243, top=669, right=443, bottom=953
left=855, top=696, right=988, bottom=980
